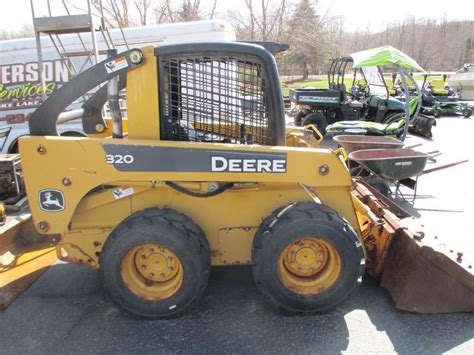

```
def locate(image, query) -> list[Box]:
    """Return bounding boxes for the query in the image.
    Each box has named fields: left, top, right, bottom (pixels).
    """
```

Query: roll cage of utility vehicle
left=329, top=57, right=408, bottom=120
left=290, top=56, right=408, bottom=136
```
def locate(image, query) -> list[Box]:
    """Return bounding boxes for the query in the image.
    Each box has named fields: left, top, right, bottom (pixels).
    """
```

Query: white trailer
left=0, top=20, right=235, bottom=153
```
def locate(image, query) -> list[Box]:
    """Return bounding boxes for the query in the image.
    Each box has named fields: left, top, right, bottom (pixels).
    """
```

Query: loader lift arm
left=29, top=49, right=144, bottom=136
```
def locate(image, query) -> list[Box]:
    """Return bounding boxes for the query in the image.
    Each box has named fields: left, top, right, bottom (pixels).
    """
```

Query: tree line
left=1, top=0, right=472, bottom=76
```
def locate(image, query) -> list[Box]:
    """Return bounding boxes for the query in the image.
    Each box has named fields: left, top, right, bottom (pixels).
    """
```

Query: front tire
left=100, top=208, right=210, bottom=318
left=252, top=202, right=365, bottom=313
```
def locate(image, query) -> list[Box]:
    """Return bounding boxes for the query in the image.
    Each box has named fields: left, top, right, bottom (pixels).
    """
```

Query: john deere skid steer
left=1, top=43, right=473, bottom=317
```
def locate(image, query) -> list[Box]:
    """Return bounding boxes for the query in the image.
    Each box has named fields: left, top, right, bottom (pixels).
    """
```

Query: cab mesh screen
left=159, top=55, right=271, bottom=144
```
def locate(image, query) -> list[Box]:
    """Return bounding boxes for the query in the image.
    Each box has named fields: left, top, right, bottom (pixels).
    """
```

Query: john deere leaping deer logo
left=39, top=189, right=65, bottom=212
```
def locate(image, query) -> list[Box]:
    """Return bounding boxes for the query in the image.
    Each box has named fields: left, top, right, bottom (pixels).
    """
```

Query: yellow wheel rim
left=120, top=243, right=183, bottom=301
left=278, top=237, right=341, bottom=295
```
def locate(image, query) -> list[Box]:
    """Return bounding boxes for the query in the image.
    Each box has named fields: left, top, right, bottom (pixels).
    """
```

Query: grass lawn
left=281, top=78, right=355, bottom=96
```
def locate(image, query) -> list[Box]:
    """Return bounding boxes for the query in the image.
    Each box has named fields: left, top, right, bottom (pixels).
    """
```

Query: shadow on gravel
left=0, top=264, right=473, bottom=354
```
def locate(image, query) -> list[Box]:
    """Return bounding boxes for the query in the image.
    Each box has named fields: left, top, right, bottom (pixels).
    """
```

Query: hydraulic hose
left=165, top=182, right=234, bottom=198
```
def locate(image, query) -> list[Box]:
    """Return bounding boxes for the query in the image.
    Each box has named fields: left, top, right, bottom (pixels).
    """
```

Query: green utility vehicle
left=289, top=47, right=413, bottom=136
left=325, top=46, right=436, bottom=140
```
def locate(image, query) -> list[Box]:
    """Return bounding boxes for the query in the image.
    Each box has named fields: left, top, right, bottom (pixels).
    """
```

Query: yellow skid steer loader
left=0, top=43, right=473, bottom=317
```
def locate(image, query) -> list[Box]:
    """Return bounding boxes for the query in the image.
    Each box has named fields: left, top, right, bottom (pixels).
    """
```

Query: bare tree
left=91, top=0, right=132, bottom=28
left=152, top=0, right=171, bottom=23
left=0, top=24, right=34, bottom=40
left=209, top=0, right=217, bottom=19
left=228, top=0, right=287, bottom=42
left=244, top=0, right=256, bottom=40
left=134, top=0, right=152, bottom=25
left=151, top=0, right=216, bottom=24
left=178, top=0, right=202, bottom=21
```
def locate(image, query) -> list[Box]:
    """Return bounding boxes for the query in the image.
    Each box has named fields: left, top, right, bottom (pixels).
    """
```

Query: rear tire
left=100, top=207, right=210, bottom=318
left=433, top=108, right=442, bottom=118
left=252, top=202, right=365, bottom=313
left=463, top=108, right=472, bottom=118
left=303, top=113, right=328, bottom=137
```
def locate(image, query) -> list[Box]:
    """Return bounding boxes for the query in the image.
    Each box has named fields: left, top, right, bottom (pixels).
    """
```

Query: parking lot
left=1, top=114, right=473, bottom=354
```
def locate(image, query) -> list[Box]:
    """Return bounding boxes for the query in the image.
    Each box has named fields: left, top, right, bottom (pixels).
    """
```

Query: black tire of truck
left=252, top=202, right=365, bottom=313
left=99, top=207, right=211, bottom=318
left=303, top=112, right=329, bottom=137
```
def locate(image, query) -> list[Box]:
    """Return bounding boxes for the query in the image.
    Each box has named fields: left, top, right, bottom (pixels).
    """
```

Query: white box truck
left=0, top=20, right=235, bottom=152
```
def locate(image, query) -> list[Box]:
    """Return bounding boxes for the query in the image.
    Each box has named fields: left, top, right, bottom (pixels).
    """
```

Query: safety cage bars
left=156, top=43, right=285, bottom=146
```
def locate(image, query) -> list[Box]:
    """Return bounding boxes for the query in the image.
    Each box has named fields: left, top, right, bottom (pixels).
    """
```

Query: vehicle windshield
left=361, top=66, right=387, bottom=97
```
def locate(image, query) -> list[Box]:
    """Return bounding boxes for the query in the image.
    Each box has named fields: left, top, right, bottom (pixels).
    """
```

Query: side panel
left=61, top=183, right=313, bottom=267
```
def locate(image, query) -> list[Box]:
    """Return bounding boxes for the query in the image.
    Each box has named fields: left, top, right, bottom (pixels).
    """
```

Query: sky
left=1, top=0, right=473, bottom=34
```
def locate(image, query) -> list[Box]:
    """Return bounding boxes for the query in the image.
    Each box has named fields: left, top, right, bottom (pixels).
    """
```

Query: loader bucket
left=381, top=229, right=474, bottom=313
left=353, top=182, right=474, bottom=313
left=0, top=211, right=58, bottom=310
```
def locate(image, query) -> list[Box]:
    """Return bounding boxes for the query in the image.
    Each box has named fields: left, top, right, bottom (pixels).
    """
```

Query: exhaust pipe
left=107, top=49, right=122, bottom=139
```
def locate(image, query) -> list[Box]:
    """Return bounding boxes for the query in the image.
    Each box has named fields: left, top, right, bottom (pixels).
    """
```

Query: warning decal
left=104, top=57, right=128, bottom=74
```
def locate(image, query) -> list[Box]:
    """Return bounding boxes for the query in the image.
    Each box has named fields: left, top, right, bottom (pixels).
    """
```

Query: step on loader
left=0, top=43, right=473, bottom=317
